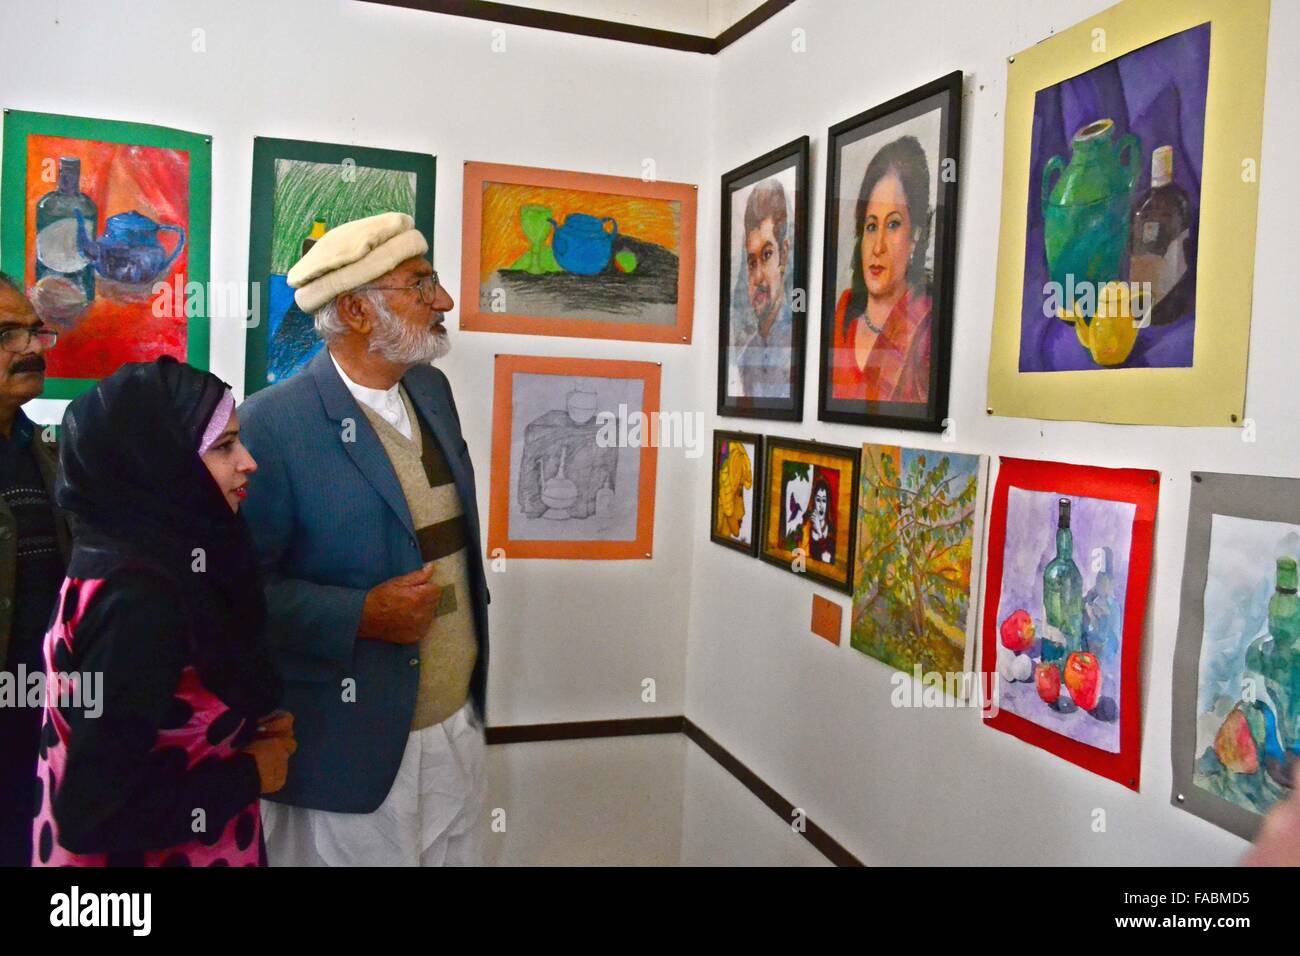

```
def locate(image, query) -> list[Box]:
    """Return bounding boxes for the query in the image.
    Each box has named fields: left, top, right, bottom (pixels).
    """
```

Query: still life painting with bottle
left=1, top=110, right=210, bottom=396
left=1192, top=516, right=1300, bottom=817
left=992, top=489, right=1134, bottom=753
left=983, top=458, right=1157, bottom=788
left=1021, top=22, right=1208, bottom=372
left=242, top=137, right=435, bottom=395
left=260, top=157, right=416, bottom=386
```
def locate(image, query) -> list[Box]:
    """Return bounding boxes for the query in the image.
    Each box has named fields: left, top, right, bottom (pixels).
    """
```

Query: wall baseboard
left=485, top=715, right=684, bottom=744
left=485, top=715, right=863, bottom=866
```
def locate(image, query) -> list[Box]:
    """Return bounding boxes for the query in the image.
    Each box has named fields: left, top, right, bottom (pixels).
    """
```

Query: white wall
left=686, top=0, right=1300, bottom=865
left=0, top=0, right=714, bottom=727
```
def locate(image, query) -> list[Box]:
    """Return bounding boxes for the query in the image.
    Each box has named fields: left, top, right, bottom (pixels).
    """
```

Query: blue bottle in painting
left=35, top=157, right=98, bottom=302
left=1083, top=545, right=1119, bottom=660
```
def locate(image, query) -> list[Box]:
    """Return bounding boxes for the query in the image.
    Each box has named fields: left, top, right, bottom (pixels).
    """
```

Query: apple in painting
left=1213, top=706, right=1260, bottom=774
left=1035, top=662, right=1061, bottom=704
left=1000, top=609, right=1035, bottom=653
left=1065, top=652, right=1102, bottom=711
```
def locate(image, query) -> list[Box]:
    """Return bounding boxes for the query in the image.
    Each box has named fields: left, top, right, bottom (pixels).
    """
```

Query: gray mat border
left=1171, top=470, right=1300, bottom=840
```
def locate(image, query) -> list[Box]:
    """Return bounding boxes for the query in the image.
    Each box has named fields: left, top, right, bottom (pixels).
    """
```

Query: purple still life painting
left=995, top=488, right=1136, bottom=753
left=1020, top=22, right=1210, bottom=373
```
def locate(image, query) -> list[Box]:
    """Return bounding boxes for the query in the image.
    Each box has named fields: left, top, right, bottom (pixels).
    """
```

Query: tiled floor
left=483, top=733, right=830, bottom=866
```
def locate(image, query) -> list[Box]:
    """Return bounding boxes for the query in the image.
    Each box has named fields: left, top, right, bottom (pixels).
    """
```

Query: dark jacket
left=238, top=349, right=490, bottom=814
left=0, top=413, right=71, bottom=666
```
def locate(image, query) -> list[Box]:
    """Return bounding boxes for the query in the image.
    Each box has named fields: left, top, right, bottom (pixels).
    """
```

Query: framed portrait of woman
left=717, top=137, right=809, bottom=421
left=818, top=72, right=963, bottom=432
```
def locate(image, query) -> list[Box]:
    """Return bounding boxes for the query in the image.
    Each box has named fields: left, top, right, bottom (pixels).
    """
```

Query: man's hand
left=1243, top=775, right=1300, bottom=866
left=243, top=712, right=297, bottom=795
left=358, top=564, right=441, bottom=644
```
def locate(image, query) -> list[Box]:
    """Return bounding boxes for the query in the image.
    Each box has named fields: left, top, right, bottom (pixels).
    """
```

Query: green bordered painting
left=0, top=109, right=211, bottom=399
left=244, top=137, right=435, bottom=395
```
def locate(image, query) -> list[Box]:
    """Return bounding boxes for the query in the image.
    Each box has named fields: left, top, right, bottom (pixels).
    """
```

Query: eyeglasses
left=0, top=326, right=57, bottom=354
left=359, top=272, right=442, bottom=305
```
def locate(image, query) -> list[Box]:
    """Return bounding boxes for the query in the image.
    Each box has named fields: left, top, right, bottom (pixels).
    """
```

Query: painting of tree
left=851, top=445, right=987, bottom=677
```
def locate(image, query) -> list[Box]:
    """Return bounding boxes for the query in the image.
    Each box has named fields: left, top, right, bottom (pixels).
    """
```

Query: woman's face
left=200, top=409, right=258, bottom=512
left=814, top=486, right=829, bottom=519
left=861, top=170, right=914, bottom=302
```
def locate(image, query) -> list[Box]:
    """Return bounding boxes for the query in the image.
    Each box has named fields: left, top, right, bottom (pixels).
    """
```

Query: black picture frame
left=709, top=429, right=765, bottom=556
left=717, top=136, right=810, bottom=421
left=758, top=437, right=860, bottom=595
left=817, top=71, right=963, bottom=432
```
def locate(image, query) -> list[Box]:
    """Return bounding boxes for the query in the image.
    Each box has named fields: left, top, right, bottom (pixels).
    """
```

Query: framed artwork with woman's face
left=818, top=72, right=962, bottom=431
left=717, top=137, right=809, bottom=421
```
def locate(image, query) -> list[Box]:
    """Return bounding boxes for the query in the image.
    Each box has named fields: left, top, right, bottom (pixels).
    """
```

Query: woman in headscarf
left=31, top=356, right=294, bottom=867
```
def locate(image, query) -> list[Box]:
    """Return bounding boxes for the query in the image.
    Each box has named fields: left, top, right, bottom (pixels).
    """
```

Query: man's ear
left=337, top=291, right=371, bottom=335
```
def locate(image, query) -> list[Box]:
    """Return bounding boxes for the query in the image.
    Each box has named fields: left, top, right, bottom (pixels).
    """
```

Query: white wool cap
left=287, top=211, right=429, bottom=313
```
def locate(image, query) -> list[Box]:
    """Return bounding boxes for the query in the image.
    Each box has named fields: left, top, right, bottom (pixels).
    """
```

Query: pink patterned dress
left=32, top=575, right=264, bottom=867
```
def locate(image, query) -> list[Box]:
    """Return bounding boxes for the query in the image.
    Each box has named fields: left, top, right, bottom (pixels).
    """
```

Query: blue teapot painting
left=75, top=209, right=186, bottom=300
left=548, top=213, right=617, bottom=275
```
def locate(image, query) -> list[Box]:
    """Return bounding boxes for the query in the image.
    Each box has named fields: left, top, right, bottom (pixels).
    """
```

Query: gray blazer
left=238, top=348, right=489, bottom=813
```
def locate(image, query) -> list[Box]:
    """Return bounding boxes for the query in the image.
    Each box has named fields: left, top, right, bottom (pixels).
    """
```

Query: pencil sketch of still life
left=508, top=372, right=645, bottom=542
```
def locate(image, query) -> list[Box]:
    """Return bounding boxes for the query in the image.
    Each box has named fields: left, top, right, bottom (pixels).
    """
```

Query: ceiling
left=358, top=0, right=794, bottom=53
left=502, top=0, right=770, bottom=36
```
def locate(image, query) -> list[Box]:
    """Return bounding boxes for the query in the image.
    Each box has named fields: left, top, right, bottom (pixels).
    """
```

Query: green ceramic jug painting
left=510, top=203, right=563, bottom=275
left=1041, top=119, right=1140, bottom=320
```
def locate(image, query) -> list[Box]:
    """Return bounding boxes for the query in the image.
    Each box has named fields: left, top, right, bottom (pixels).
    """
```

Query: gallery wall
left=686, top=0, right=1300, bottom=864
left=0, top=0, right=716, bottom=727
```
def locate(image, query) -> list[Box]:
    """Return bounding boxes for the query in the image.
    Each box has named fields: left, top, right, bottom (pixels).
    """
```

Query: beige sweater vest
left=360, top=389, right=478, bottom=730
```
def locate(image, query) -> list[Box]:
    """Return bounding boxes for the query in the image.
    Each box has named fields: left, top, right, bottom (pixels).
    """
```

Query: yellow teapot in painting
left=1072, top=281, right=1141, bottom=367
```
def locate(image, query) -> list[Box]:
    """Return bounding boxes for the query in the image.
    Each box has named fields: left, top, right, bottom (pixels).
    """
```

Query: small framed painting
left=851, top=445, right=989, bottom=681
left=710, top=429, right=764, bottom=556
left=758, top=437, right=859, bottom=594
left=717, top=137, right=809, bottom=421
left=487, top=354, right=660, bottom=560
left=981, top=457, right=1159, bottom=790
left=0, top=109, right=211, bottom=399
left=460, top=162, right=696, bottom=344
left=818, top=71, right=963, bottom=432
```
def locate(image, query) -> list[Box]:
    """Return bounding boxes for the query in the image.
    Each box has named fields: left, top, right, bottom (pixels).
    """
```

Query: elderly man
left=0, top=274, right=69, bottom=867
left=239, top=213, right=489, bottom=866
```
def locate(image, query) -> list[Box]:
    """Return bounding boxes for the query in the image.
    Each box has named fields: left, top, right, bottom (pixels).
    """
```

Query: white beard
left=368, top=296, right=451, bottom=365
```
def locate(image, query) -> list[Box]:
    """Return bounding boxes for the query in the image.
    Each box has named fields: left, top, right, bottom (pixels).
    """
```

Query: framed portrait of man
left=716, top=137, right=809, bottom=421
left=818, top=72, right=963, bottom=432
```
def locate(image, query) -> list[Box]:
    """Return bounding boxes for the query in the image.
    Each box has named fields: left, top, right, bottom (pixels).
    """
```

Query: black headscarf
left=56, top=356, right=279, bottom=718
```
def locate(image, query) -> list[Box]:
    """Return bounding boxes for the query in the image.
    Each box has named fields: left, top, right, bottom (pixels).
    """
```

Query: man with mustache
left=0, top=273, right=69, bottom=867
left=735, top=179, right=794, bottom=399
left=238, top=213, right=489, bottom=866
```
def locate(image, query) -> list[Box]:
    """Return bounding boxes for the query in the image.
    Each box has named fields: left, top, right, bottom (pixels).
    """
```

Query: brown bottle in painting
left=302, top=218, right=327, bottom=257
left=1129, top=145, right=1193, bottom=326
